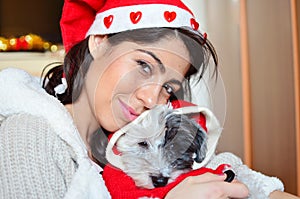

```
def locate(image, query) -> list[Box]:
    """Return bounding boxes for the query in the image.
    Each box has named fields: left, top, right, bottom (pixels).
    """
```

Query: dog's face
left=116, top=106, right=207, bottom=189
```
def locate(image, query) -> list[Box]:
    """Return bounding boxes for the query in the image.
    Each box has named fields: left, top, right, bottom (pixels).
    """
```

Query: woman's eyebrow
left=136, top=49, right=165, bottom=73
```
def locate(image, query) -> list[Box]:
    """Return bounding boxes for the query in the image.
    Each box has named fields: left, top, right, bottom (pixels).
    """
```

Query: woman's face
left=87, top=36, right=191, bottom=132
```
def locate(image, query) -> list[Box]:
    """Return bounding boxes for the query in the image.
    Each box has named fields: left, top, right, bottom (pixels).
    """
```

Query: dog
left=113, top=105, right=208, bottom=189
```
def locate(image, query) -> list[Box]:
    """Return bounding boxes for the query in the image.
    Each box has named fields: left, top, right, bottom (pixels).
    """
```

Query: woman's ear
left=88, top=35, right=108, bottom=58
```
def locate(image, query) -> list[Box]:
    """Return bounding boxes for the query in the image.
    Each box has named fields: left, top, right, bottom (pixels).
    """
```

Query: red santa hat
left=60, top=0, right=203, bottom=52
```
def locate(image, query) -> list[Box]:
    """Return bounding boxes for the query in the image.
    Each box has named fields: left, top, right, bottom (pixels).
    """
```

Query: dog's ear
left=193, top=127, right=207, bottom=163
left=171, top=100, right=207, bottom=131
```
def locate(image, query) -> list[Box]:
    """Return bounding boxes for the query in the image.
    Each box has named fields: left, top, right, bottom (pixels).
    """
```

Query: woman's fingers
left=165, top=173, right=249, bottom=199
left=220, top=181, right=249, bottom=198
left=183, top=172, right=227, bottom=184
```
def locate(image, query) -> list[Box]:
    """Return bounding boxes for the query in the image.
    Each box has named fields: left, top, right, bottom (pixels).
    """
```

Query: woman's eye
left=137, top=60, right=152, bottom=75
left=163, top=84, right=174, bottom=95
left=138, top=141, right=149, bottom=148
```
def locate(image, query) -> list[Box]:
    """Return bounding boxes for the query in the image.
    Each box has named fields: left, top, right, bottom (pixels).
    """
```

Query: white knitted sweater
left=0, top=68, right=111, bottom=199
left=0, top=68, right=284, bottom=199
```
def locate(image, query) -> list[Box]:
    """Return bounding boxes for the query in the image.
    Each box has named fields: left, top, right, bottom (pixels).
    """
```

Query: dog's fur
left=116, top=105, right=207, bottom=189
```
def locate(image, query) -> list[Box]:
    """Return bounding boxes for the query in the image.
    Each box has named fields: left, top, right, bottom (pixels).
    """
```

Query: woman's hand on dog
left=269, top=191, right=300, bottom=199
left=165, top=173, right=249, bottom=199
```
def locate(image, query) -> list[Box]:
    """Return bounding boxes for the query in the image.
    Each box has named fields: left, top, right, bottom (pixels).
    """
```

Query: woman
left=0, top=0, right=298, bottom=198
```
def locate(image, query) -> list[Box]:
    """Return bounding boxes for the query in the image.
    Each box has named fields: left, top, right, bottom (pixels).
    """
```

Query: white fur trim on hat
left=86, top=4, right=200, bottom=36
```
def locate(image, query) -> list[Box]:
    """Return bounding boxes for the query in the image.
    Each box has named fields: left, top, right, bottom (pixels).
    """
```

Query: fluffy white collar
left=0, top=68, right=86, bottom=154
left=0, top=68, right=111, bottom=199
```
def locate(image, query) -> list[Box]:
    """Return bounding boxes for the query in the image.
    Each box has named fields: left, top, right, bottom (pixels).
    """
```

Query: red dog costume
left=102, top=100, right=233, bottom=199
left=103, top=163, right=230, bottom=199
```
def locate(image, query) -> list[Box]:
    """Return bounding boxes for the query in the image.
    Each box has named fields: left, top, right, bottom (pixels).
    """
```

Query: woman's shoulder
left=0, top=113, right=77, bottom=163
left=1, top=113, right=57, bottom=140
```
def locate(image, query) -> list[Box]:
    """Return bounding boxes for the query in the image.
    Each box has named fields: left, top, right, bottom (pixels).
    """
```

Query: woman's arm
left=0, top=114, right=77, bottom=198
left=270, top=191, right=300, bottom=199
left=206, top=152, right=285, bottom=198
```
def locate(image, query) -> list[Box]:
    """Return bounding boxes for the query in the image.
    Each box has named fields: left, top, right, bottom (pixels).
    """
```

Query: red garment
left=102, top=164, right=229, bottom=199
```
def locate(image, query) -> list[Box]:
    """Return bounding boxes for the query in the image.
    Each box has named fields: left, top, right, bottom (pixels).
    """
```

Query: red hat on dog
left=60, top=0, right=203, bottom=52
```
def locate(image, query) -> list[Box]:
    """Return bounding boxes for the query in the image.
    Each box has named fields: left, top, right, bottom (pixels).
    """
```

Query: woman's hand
left=269, top=191, right=300, bottom=199
left=165, top=173, right=249, bottom=199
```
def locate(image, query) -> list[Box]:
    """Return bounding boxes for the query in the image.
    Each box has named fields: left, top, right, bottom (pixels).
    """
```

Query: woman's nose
left=135, top=83, right=164, bottom=109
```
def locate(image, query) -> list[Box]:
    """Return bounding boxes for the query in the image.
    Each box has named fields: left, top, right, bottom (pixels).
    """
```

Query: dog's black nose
left=151, top=175, right=169, bottom=187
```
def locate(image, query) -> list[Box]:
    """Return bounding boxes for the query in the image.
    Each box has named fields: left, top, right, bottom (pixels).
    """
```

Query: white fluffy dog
left=106, top=105, right=208, bottom=189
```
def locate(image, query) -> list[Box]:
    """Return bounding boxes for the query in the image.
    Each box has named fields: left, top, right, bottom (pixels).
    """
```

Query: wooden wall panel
left=291, top=0, right=300, bottom=194
left=240, top=0, right=253, bottom=167
left=203, top=0, right=245, bottom=160
left=247, top=0, right=297, bottom=194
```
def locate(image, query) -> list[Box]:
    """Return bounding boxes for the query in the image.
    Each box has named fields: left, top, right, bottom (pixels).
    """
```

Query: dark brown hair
left=42, top=27, right=218, bottom=104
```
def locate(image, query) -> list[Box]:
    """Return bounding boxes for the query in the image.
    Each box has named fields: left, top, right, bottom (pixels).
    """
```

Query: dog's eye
left=138, top=141, right=149, bottom=148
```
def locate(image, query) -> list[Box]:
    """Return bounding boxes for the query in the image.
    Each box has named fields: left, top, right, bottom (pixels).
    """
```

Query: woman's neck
left=64, top=89, right=100, bottom=149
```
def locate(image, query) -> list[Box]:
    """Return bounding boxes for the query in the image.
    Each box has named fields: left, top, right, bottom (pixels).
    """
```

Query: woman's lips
left=119, top=100, right=139, bottom=121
